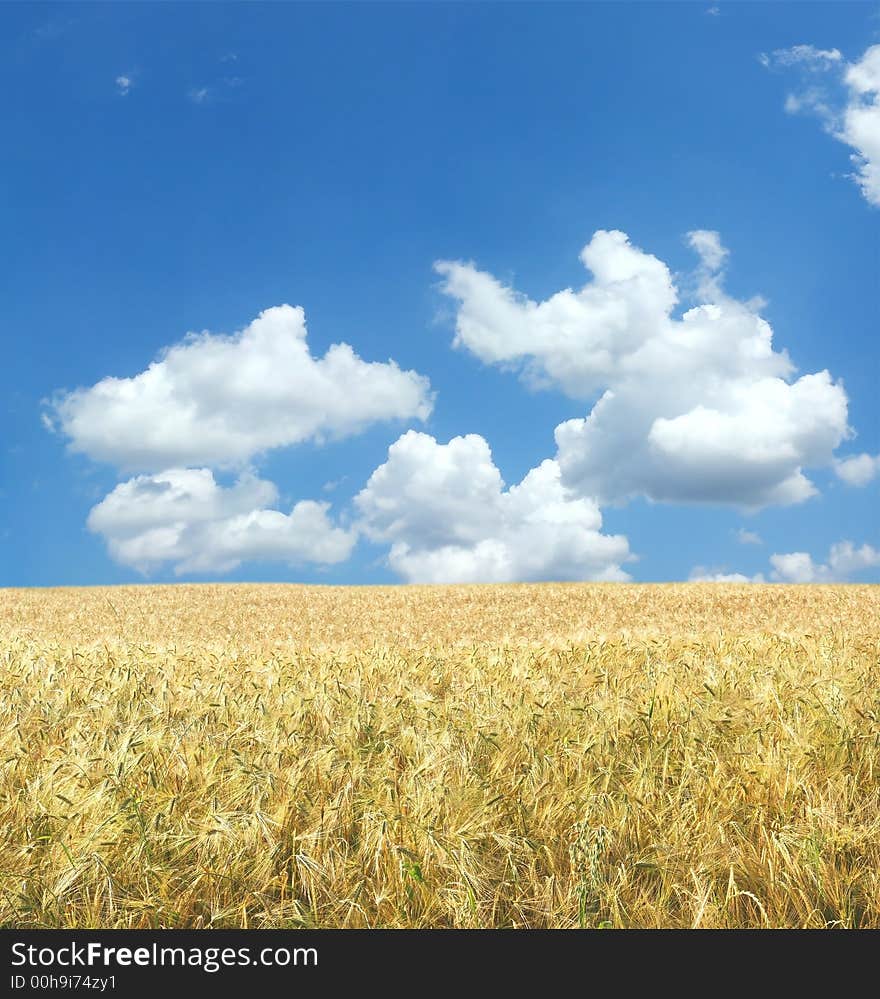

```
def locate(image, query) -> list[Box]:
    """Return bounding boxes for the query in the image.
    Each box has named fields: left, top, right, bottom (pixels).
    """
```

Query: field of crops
left=2, top=582, right=879, bottom=928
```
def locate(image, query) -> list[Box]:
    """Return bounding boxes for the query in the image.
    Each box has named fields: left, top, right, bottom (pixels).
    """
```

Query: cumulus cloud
left=834, top=452, right=880, bottom=487
left=436, top=230, right=850, bottom=509
left=355, top=430, right=632, bottom=583
left=48, top=305, right=432, bottom=473
left=88, top=467, right=356, bottom=574
left=115, top=75, right=132, bottom=96
left=765, top=43, right=880, bottom=206
left=768, top=552, right=815, bottom=583
left=436, top=229, right=678, bottom=399
left=769, top=541, right=880, bottom=583
left=47, top=303, right=432, bottom=579
left=842, top=46, right=880, bottom=205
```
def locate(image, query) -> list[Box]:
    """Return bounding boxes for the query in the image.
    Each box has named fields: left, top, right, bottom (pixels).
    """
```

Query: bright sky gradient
left=1, top=2, right=877, bottom=586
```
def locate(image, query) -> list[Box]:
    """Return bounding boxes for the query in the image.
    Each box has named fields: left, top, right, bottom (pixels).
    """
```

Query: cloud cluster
left=766, top=44, right=880, bottom=206
left=770, top=541, right=880, bottom=583
left=690, top=539, right=880, bottom=584
left=355, top=431, right=632, bottom=583
left=437, top=230, right=850, bottom=509
left=49, top=305, right=432, bottom=472
left=88, top=468, right=355, bottom=574
left=44, top=224, right=871, bottom=583
left=48, top=305, right=433, bottom=575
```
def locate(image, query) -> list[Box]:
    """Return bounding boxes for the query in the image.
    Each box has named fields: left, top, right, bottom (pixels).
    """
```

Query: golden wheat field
left=1, top=582, right=879, bottom=929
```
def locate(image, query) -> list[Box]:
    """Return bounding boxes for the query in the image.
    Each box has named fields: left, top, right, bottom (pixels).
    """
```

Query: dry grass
left=1, top=582, right=879, bottom=928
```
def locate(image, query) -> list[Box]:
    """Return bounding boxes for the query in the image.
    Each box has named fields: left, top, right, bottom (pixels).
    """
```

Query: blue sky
left=1, top=1, right=877, bottom=587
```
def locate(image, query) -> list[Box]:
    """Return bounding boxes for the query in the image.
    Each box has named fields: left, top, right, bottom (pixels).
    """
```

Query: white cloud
left=783, top=88, right=834, bottom=118
left=88, top=467, right=355, bottom=574
left=692, top=539, right=880, bottom=584
left=355, top=430, right=633, bottom=583
left=770, top=540, right=880, bottom=582
left=48, top=304, right=432, bottom=473
left=765, top=44, right=880, bottom=206
left=436, top=229, right=678, bottom=399
left=769, top=551, right=817, bottom=583
left=686, top=229, right=729, bottom=299
left=687, top=229, right=728, bottom=272
left=760, top=45, right=843, bottom=71
left=824, top=541, right=880, bottom=578
left=436, top=230, right=850, bottom=509
left=188, top=87, right=210, bottom=104
left=688, top=568, right=764, bottom=583
left=841, top=46, right=880, bottom=205
left=736, top=528, right=763, bottom=545
left=115, top=75, right=132, bottom=97
left=706, top=6, right=721, bottom=17
left=834, top=452, right=880, bottom=487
